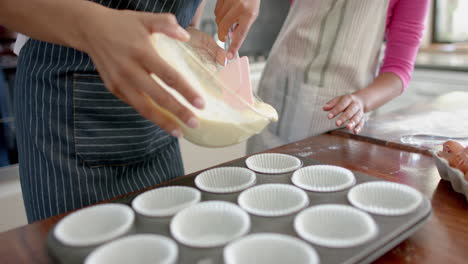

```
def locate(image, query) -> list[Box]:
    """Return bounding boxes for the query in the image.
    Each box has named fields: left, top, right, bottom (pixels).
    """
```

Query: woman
left=0, top=0, right=259, bottom=222
left=248, top=0, right=429, bottom=154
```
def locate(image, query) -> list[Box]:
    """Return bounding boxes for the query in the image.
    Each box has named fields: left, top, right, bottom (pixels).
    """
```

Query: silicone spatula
left=218, top=56, right=254, bottom=110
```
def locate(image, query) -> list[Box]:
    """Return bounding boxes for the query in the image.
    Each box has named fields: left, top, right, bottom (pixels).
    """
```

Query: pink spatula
left=218, top=56, right=254, bottom=110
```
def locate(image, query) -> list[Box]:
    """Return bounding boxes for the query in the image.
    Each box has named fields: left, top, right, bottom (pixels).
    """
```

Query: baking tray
left=47, top=156, right=432, bottom=264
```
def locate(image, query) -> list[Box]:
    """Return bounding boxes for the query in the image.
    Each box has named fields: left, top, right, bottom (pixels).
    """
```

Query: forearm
left=0, top=0, right=107, bottom=52
left=353, top=72, right=403, bottom=113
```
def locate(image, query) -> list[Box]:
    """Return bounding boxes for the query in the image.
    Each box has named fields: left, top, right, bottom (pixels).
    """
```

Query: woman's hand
left=80, top=8, right=205, bottom=138
left=323, top=94, right=365, bottom=134
left=214, top=0, right=260, bottom=59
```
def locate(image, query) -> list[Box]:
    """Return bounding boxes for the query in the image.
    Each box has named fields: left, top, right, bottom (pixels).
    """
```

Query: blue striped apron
left=14, top=0, right=201, bottom=223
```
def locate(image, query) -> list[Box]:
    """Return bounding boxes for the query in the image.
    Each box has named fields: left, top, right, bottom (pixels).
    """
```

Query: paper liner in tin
left=347, top=181, right=423, bottom=216
left=132, top=186, right=201, bottom=217
left=54, top=204, right=134, bottom=247
left=292, top=165, right=355, bottom=192
left=224, top=233, right=320, bottom=264
left=170, top=201, right=250, bottom=248
left=245, top=153, right=302, bottom=174
left=294, top=204, right=378, bottom=248
left=195, top=167, right=256, bottom=193
left=85, top=234, right=178, bottom=264
left=238, top=184, right=309, bottom=217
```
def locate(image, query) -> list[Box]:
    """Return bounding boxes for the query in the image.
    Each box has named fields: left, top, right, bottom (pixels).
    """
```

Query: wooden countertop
left=1, top=134, right=467, bottom=263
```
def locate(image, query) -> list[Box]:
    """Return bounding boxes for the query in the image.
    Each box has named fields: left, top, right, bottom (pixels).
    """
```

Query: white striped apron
left=248, top=0, right=389, bottom=154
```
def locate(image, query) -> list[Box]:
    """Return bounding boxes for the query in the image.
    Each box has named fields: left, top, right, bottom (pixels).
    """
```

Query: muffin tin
left=47, top=154, right=431, bottom=264
left=431, top=150, right=468, bottom=201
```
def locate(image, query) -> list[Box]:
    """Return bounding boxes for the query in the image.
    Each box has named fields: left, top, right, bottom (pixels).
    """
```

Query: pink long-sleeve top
left=290, top=0, right=429, bottom=91
left=382, top=0, right=429, bottom=91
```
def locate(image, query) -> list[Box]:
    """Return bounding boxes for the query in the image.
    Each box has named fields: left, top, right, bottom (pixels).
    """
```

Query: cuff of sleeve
left=379, top=67, right=410, bottom=94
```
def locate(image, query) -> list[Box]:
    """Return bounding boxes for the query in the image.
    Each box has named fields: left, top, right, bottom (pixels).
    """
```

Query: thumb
left=140, top=13, right=190, bottom=42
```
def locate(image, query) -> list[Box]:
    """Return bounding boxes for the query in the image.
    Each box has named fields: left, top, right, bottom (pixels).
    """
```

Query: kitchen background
left=1, top=0, right=467, bottom=231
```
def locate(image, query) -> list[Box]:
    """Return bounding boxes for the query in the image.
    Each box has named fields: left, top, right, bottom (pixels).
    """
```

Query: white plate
left=195, top=167, right=256, bottom=193
left=245, top=153, right=302, bottom=174
left=85, top=234, right=178, bottom=264
left=347, top=181, right=423, bottom=216
left=170, top=201, right=250, bottom=248
left=238, top=184, right=309, bottom=217
left=294, top=204, right=378, bottom=248
left=132, top=186, right=201, bottom=217
left=224, top=233, right=320, bottom=264
left=292, top=165, right=355, bottom=192
left=54, top=204, right=134, bottom=247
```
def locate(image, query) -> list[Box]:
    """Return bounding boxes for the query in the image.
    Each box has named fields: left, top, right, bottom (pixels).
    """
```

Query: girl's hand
left=323, top=94, right=365, bottom=134
left=214, top=0, right=260, bottom=59
left=81, top=9, right=205, bottom=138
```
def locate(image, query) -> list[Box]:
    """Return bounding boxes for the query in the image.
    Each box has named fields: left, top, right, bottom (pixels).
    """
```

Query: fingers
left=141, top=13, right=190, bottom=42
left=107, top=74, right=184, bottom=137
left=121, top=63, right=200, bottom=131
left=216, top=49, right=227, bottom=65
left=215, top=0, right=259, bottom=47
left=215, top=0, right=231, bottom=28
left=323, top=96, right=340, bottom=111
left=227, top=17, right=251, bottom=58
left=345, top=107, right=364, bottom=131
left=216, top=8, right=235, bottom=41
left=190, top=28, right=227, bottom=64
left=354, top=117, right=365, bottom=134
left=141, top=43, right=205, bottom=109
left=326, top=95, right=352, bottom=119
left=214, top=0, right=225, bottom=16
left=335, top=101, right=360, bottom=127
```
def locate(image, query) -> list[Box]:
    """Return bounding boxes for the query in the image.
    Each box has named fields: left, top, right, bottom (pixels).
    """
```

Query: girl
left=248, top=0, right=429, bottom=154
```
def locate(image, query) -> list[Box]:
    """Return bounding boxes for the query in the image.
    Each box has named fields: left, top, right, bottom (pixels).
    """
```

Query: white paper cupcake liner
left=294, top=204, right=378, bottom=248
left=431, top=150, right=468, bottom=201
left=347, top=181, right=423, bottom=216
left=132, top=186, right=201, bottom=217
left=292, top=165, right=356, bottom=192
left=54, top=204, right=134, bottom=247
left=224, top=233, right=320, bottom=264
left=195, top=167, right=256, bottom=193
left=245, top=153, right=302, bottom=174
left=238, top=184, right=309, bottom=217
left=170, top=201, right=250, bottom=248
left=85, top=234, right=178, bottom=264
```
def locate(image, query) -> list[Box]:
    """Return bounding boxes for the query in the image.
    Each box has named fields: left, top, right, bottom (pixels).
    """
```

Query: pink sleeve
left=380, top=0, right=429, bottom=92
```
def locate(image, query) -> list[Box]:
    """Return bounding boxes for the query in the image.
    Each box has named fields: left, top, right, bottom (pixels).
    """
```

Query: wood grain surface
left=1, top=134, right=467, bottom=263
